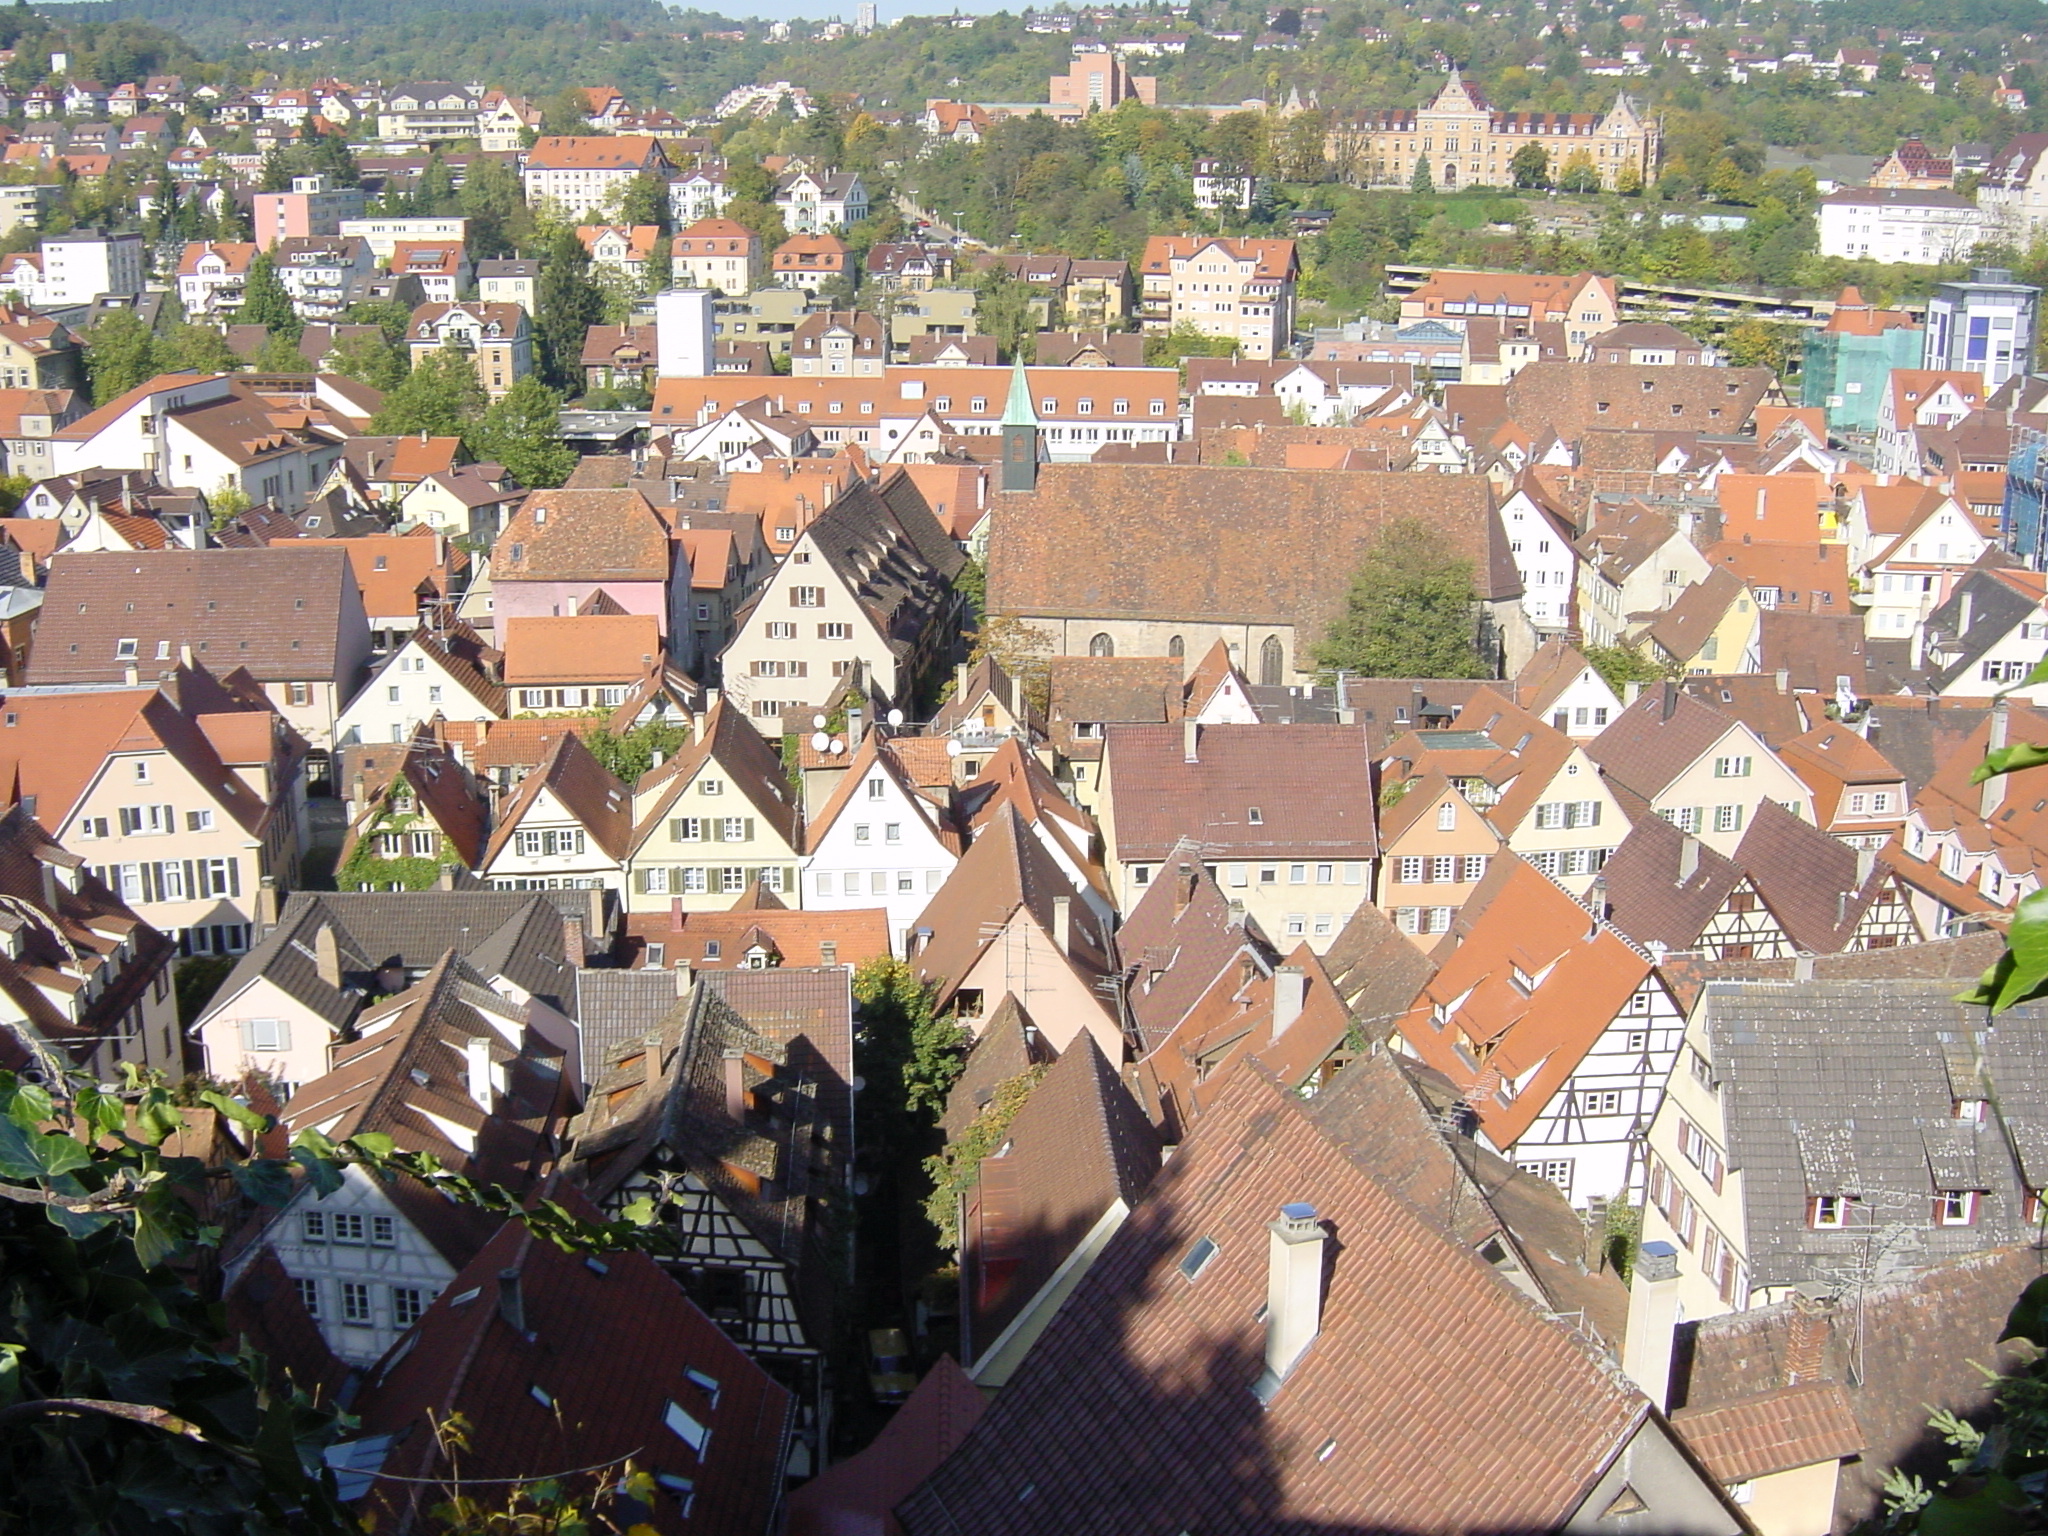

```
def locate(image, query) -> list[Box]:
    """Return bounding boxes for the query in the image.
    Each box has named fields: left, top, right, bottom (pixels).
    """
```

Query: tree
left=251, top=330, right=307, bottom=373
left=369, top=346, right=486, bottom=438
left=234, top=249, right=301, bottom=341
left=1510, top=141, right=1550, bottom=188
left=1312, top=516, right=1486, bottom=679
left=642, top=233, right=673, bottom=296
left=157, top=323, right=240, bottom=376
left=534, top=225, right=606, bottom=390
left=0, top=1064, right=661, bottom=1535
left=326, top=328, right=406, bottom=391
left=540, top=86, right=590, bottom=138
left=584, top=715, right=689, bottom=782
left=83, top=308, right=159, bottom=404
left=1558, top=149, right=1602, bottom=194
left=616, top=170, right=670, bottom=233
left=343, top=297, right=413, bottom=343
left=973, top=261, right=1036, bottom=360
left=967, top=612, right=1052, bottom=715
left=1583, top=642, right=1675, bottom=694
left=1410, top=155, right=1435, bottom=194
left=468, top=376, right=576, bottom=488
left=256, top=143, right=292, bottom=193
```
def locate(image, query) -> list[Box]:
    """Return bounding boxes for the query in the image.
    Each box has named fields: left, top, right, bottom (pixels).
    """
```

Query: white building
left=1816, top=188, right=1987, bottom=266
left=800, top=733, right=956, bottom=953
left=37, top=228, right=143, bottom=305
left=1497, top=486, right=1580, bottom=637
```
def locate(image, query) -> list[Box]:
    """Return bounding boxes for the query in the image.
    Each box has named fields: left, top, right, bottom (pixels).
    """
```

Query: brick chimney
left=1785, top=1294, right=1832, bottom=1385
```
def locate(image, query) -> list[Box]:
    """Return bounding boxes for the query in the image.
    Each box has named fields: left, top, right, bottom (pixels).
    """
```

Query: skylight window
left=664, top=1400, right=710, bottom=1453
left=1178, top=1236, right=1219, bottom=1282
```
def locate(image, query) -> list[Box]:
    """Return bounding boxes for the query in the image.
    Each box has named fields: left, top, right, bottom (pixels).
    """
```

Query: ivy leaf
left=347, top=1132, right=394, bottom=1159
left=1972, top=742, right=2048, bottom=784
left=199, top=1090, right=271, bottom=1134
left=2003, top=1274, right=2048, bottom=1347
left=33, top=1133, right=92, bottom=1179
left=1995, top=889, right=2048, bottom=1013
left=0, top=1116, right=42, bottom=1179
left=1918, top=1474, right=2033, bottom=1536
left=0, top=1342, right=22, bottom=1407
left=291, top=1146, right=343, bottom=1198
left=135, top=1096, right=183, bottom=1147
left=621, top=1194, right=657, bottom=1226
left=7, top=1082, right=52, bottom=1128
left=132, top=1208, right=180, bottom=1270
left=2024, top=654, right=2048, bottom=689
left=230, top=1160, right=295, bottom=1207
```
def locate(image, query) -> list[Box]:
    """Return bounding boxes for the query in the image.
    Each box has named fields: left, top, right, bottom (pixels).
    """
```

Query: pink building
left=252, top=173, right=368, bottom=252
left=487, top=488, right=681, bottom=640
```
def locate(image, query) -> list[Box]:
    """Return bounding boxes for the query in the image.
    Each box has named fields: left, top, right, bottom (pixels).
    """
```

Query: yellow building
left=1326, top=70, right=1660, bottom=193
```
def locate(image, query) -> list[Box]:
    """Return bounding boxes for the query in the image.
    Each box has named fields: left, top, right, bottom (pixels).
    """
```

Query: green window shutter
left=744, top=817, right=756, bottom=842
left=634, top=867, right=650, bottom=894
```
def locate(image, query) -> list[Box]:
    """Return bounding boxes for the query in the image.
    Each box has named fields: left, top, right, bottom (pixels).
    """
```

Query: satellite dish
left=810, top=732, right=829, bottom=751
left=886, top=708, right=904, bottom=726
left=811, top=713, right=827, bottom=729
left=830, top=738, right=845, bottom=755
left=946, top=738, right=962, bottom=757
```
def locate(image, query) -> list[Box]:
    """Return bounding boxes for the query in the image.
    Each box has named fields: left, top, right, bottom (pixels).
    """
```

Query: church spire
left=1000, top=354, right=1040, bottom=492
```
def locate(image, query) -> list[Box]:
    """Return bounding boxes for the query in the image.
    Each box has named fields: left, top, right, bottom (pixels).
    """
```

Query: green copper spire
left=1001, top=353, right=1037, bottom=427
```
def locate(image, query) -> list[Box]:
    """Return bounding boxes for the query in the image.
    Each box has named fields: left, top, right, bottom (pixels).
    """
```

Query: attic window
left=114, top=638, right=137, bottom=659
left=685, top=1367, right=722, bottom=1406
left=1178, top=1236, right=1220, bottom=1282
left=1247, top=807, right=1263, bottom=824
left=663, top=1400, right=710, bottom=1453
left=529, top=1386, right=554, bottom=1409
left=295, top=598, right=305, bottom=609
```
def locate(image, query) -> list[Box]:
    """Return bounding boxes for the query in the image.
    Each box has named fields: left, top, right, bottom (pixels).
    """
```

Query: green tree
left=157, top=323, right=240, bottom=376
left=234, top=249, right=302, bottom=342
left=256, top=143, right=292, bottom=193
left=251, top=330, right=307, bottom=373
left=855, top=956, right=966, bottom=1139
left=1558, top=149, right=1602, bottom=194
left=535, top=224, right=606, bottom=390
left=343, top=297, right=414, bottom=343
left=643, top=233, right=673, bottom=296
left=83, top=308, right=159, bottom=404
left=369, top=346, right=486, bottom=437
left=1510, top=141, right=1550, bottom=188
left=616, top=170, right=670, bottom=233
left=540, top=86, right=590, bottom=138
left=468, top=376, right=576, bottom=488
left=327, top=328, right=407, bottom=391
left=1410, top=155, right=1435, bottom=194
left=1312, top=516, right=1486, bottom=679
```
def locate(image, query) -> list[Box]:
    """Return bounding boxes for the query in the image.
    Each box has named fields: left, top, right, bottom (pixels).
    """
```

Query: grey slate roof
left=577, top=966, right=688, bottom=1077
left=1701, top=977, right=2048, bottom=1291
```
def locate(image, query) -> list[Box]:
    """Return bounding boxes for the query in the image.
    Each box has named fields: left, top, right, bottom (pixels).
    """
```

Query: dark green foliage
left=0, top=1066, right=664, bottom=1535
left=369, top=347, right=487, bottom=438
left=535, top=225, right=605, bottom=390
left=325, top=329, right=407, bottom=392
left=583, top=716, right=689, bottom=783
left=467, top=375, right=576, bottom=488
left=234, top=251, right=302, bottom=343
left=1312, top=516, right=1486, bottom=680
left=853, top=957, right=966, bottom=1174
left=172, top=955, right=235, bottom=1028
left=156, top=324, right=240, bottom=377
left=83, top=308, right=159, bottom=405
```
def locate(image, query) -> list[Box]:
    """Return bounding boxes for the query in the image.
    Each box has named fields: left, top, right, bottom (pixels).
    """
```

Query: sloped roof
left=1587, top=684, right=1745, bottom=801
left=1117, top=839, right=1270, bottom=1054
left=492, top=489, right=671, bottom=583
left=896, top=1061, right=1670, bottom=1536
left=1598, top=810, right=1743, bottom=953
left=482, top=730, right=632, bottom=866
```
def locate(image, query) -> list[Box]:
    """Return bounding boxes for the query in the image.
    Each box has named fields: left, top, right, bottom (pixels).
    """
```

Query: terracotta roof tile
left=1103, top=722, right=1377, bottom=862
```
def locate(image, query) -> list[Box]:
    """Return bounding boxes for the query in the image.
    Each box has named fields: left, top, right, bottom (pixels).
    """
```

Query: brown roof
left=1504, top=362, right=1774, bottom=440
left=1103, top=722, right=1378, bottom=863
left=1598, top=809, right=1743, bottom=953
left=1644, top=564, right=1746, bottom=664
left=623, top=902, right=891, bottom=972
left=500, top=612, right=661, bottom=685
left=29, top=547, right=364, bottom=685
left=785, top=1356, right=982, bottom=1536
left=631, top=696, right=801, bottom=858
left=1676, top=1246, right=2044, bottom=1528
left=1733, top=797, right=1897, bottom=953
left=1669, top=1382, right=1865, bottom=1483
left=482, top=730, right=633, bottom=865
left=939, top=993, right=1058, bottom=1143
left=896, top=1060, right=1672, bottom=1536
left=297, top=533, right=449, bottom=620
left=986, top=463, right=1515, bottom=640
left=1117, top=840, right=1271, bottom=1054
left=961, top=1032, right=1161, bottom=1364
left=1756, top=610, right=1867, bottom=693
left=491, top=488, right=672, bottom=583
left=353, top=1191, right=790, bottom=1536
left=1586, top=684, right=1745, bottom=801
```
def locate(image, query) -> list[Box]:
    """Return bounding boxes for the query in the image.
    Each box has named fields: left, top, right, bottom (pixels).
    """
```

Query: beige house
left=406, top=302, right=534, bottom=397
left=477, top=731, right=632, bottom=894
left=1137, top=235, right=1297, bottom=362
left=625, top=699, right=803, bottom=912
left=671, top=218, right=761, bottom=295
left=4, top=668, right=306, bottom=961
left=1589, top=688, right=1813, bottom=856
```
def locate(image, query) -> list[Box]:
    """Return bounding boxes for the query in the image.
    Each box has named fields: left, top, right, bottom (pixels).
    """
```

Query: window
left=1285, top=914, right=1306, bottom=936
left=247, top=1017, right=288, bottom=1052
left=1713, top=804, right=1745, bottom=834
left=664, top=1400, right=710, bottom=1452
left=700, top=779, right=723, bottom=796
left=115, top=637, right=137, bottom=660
left=1677, top=1119, right=1725, bottom=1190
left=289, top=682, right=311, bottom=707
left=789, top=585, right=824, bottom=607
left=1288, top=864, right=1306, bottom=884
left=1713, top=755, right=1753, bottom=778
left=371, top=1215, right=395, bottom=1246
left=1437, top=802, right=1456, bottom=830
left=1809, top=1195, right=1853, bottom=1229
left=1458, top=855, right=1487, bottom=881
left=766, top=622, right=795, bottom=639
left=295, top=1278, right=321, bottom=1317
left=720, top=817, right=747, bottom=842
left=671, top=817, right=701, bottom=842
left=332, top=1213, right=365, bottom=1244
left=303, top=1210, right=326, bottom=1243
left=1430, top=856, right=1456, bottom=883
left=1581, top=1089, right=1622, bottom=1114
left=1518, top=1159, right=1574, bottom=1196
left=819, top=622, right=852, bottom=640
left=683, top=867, right=708, bottom=894
left=1178, top=1236, right=1220, bottom=1281
left=721, top=867, right=746, bottom=893
left=132, top=761, right=151, bottom=784
left=392, top=1287, right=425, bottom=1327
left=1935, top=1190, right=1978, bottom=1226
left=341, top=1282, right=372, bottom=1324
left=1088, top=633, right=1114, bottom=657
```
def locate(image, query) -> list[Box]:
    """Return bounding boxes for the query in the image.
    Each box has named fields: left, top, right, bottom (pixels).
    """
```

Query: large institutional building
left=1327, top=71, right=1660, bottom=192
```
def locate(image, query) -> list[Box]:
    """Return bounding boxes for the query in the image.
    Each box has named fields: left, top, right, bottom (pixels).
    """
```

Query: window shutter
left=139, top=862, right=156, bottom=904
left=673, top=867, right=687, bottom=892
left=670, top=818, right=684, bottom=842
left=227, top=858, right=240, bottom=898
left=275, top=1019, right=291, bottom=1052
left=184, top=860, right=198, bottom=902
left=634, top=867, right=650, bottom=894
left=238, top=1019, right=255, bottom=1051
left=1582, top=801, right=1601, bottom=826
left=744, top=817, right=756, bottom=842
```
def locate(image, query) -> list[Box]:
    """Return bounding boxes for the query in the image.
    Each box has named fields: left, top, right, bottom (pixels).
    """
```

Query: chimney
left=1984, top=702, right=2013, bottom=818
left=643, top=1032, right=663, bottom=1087
left=1262, top=1203, right=1327, bottom=1389
left=497, top=1266, right=526, bottom=1334
left=722, top=1049, right=747, bottom=1122
left=1784, top=1293, right=1831, bottom=1384
left=955, top=660, right=970, bottom=701
left=1182, top=718, right=1199, bottom=762
left=1659, top=680, right=1678, bottom=721
left=436, top=863, right=457, bottom=891
left=123, top=662, right=138, bottom=686
left=1620, top=1240, right=1681, bottom=1409
left=1678, top=836, right=1700, bottom=883
left=847, top=705, right=865, bottom=744
left=1052, top=894, right=1072, bottom=955
left=313, top=923, right=341, bottom=990
left=1272, top=965, right=1306, bottom=1039
left=1334, top=670, right=1355, bottom=726
left=1174, top=861, right=1199, bottom=917
left=1855, top=848, right=1875, bottom=887
left=1774, top=668, right=1789, bottom=694
left=465, top=1034, right=494, bottom=1111
left=1960, top=590, right=1975, bottom=635
left=1624, top=680, right=1644, bottom=707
